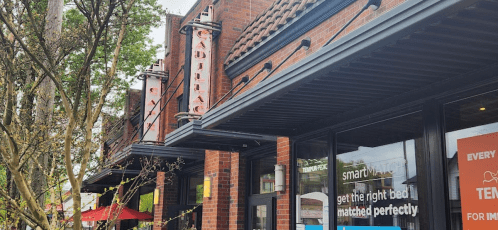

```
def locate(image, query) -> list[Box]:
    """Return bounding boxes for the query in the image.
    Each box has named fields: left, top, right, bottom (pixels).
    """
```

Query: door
left=248, top=194, right=275, bottom=230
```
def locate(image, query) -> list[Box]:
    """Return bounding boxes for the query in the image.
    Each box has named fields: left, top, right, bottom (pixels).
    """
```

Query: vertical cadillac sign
left=189, top=6, right=213, bottom=115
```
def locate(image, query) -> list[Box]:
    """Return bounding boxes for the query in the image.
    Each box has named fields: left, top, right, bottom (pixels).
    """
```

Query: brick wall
left=277, top=137, right=292, bottom=230
left=102, top=89, right=142, bottom=157
left=202, top=150, right=231, bottom=230
left=161, top=14, right=184, bottom=139
left=229, top=0, right=407, bottom=97
left=159, top=0, right=275, bottom=131
left=157, top=1, right=407, bottom=230
left=153, top=171, right=178, bottom=230
left=229, top=152, right=246, bottom=230
left=210, top=0, right=274, bottom=105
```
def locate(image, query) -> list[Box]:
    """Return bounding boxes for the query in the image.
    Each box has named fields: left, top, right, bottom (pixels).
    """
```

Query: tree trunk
left=31, top=0, right=63, bottom=209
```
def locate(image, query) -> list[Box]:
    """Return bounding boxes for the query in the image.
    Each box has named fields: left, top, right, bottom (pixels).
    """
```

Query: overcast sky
left=151, top=0, right=199, bottom=59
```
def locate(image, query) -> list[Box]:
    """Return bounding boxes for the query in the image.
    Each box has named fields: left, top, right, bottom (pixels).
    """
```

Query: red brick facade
left=231, top=0, right=407, bottom=96
left=98, top=1, right=410, bottom=230
left=202, top=150, right=232, bottom=230
left=277, top=137, right=292, bottom=230
left=156, top=1, right=406, bottom=230
left=229, top=152, right=246, bottom=230
left=153, top=171, right=178, bottom=230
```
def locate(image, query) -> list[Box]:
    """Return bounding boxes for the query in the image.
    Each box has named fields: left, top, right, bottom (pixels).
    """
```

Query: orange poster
left=457, top=132, right=498, bottom=230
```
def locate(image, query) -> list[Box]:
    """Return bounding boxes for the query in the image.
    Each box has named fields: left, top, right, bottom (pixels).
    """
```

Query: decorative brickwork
left=277, top=137, right=292, bottom=230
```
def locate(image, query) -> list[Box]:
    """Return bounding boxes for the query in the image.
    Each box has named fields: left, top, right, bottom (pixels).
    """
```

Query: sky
left=151, top=0, right=199, bottom=59
left=128, top=0, right=198, bottom=89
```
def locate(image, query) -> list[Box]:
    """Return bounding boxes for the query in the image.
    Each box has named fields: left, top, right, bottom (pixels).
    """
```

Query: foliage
left=139, top=192, right=153, bottom=213
left=0, top=0, right=165, bottom=229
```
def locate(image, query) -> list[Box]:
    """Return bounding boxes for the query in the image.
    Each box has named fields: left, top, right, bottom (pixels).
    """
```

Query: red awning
left=67, top=204, right=153, bottom=221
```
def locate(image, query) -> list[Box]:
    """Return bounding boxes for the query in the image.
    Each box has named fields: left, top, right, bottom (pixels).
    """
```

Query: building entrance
left=248, top=194, right=275, bottom=230
left=248, top=155, right=277, bottom=230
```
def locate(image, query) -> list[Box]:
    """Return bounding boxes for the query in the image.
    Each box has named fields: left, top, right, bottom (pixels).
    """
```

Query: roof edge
left=224, top=0, right=357, bottom=79
left=204, top=0, right=475, bottom=130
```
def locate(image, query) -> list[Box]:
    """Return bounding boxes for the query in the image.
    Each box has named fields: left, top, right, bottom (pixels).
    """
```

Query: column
left=277, top=137, right=292, bottom=230
left=202, top=150, right=231, bottom=230
left=229, top=152, right=246, bottom=230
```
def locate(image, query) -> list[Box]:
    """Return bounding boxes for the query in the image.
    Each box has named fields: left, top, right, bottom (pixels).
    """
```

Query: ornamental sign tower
left=189, top=6, right=213, bottom=115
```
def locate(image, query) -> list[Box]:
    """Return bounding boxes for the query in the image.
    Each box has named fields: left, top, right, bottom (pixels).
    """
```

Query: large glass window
left=296, top=137, right=329, bottom=230
left=336, top=113, right=422, bottom=230
left=188, top=173, right=204, bottom=205
left=252, top=155, right=276, bottom=194
left=444, top=91, right=498, bottom=230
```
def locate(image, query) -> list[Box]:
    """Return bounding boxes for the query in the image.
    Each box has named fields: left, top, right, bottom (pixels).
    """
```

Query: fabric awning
left=67, top=204, right=153, bottom=221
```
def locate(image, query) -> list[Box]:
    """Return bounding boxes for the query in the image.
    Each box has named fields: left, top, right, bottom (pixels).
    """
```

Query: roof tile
left=225, top=0, right=322, bottom=66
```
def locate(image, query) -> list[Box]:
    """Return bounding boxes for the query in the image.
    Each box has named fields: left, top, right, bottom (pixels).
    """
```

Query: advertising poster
left=457, top=132, right=498, bottom=229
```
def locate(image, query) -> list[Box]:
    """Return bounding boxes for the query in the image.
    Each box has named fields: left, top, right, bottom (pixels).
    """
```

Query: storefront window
left=188, top=174, right=204, bottom=204
left=296, top=137, right=329, bottom=230
left=336, top=112, right=422, bottom=230
left=252, top=155, right=276, bottom=194
left=252, top=205, right=268, bottom=230
left=444, top=91, right=498, bottom=230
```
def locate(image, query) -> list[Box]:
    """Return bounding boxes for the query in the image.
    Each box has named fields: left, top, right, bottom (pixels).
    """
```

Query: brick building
left=83, top=0, right=498, bottom=230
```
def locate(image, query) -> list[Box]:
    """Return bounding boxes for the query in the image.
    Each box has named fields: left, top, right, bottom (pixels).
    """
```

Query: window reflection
left=252, top=156, right=276, bottom=194
left=252, top=205, right=267, bottom=230
left=296, top=137, right=329, bottom=230
left=337, top=113, right=422, bottom=230
left=188, top=174, right=204, bottom=204
left=444, top=91, right=498, bottom=230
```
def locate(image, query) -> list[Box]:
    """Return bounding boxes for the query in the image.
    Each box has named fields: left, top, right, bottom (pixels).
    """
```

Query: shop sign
left=457, top=132, right=498, bottom=229
left=302, top=164, right=327, bottom=173
left=189, top=6, right=213, bottom=115
left=142, top=61, right=163, bottom=142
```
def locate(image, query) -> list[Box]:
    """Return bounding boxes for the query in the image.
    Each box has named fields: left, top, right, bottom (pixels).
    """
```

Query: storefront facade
left=84, top=0, right=498, bottom=229
left=165, top=0, right=498, bottom=230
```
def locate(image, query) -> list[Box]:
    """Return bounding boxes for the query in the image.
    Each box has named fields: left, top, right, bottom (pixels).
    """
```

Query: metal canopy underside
left=200, top=0, right=498, bottom=136
left=81, top=169, right=142, bottom=193
left=108, top=143, right=205, bottom=169
left=165, top=120, right=277, bottom=151
left=82, top=145, right=203, bottom=193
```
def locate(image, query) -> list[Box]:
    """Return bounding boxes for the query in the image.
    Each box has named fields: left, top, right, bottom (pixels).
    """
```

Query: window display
left=444, top=91, right=498, bottom=230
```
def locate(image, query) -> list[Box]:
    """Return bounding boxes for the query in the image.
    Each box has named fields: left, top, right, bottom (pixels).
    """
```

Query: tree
left=0, top=0, right=163, bottom=229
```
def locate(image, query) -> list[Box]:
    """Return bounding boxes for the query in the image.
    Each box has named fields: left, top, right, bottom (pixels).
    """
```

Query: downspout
left=181, top=26, right=193, bottom=126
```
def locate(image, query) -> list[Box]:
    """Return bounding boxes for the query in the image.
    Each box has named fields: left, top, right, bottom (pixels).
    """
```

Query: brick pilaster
left=153, top=171, right=178, bottom=230
left=277, top=137, right=292, bottom=230
left=229, top=152, right=246, bottom=230
left=153, top=172, right=166, bottom=230
left=115, top=186, right=124, bottom=230
left=202, top=150, right=231, bottom=230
